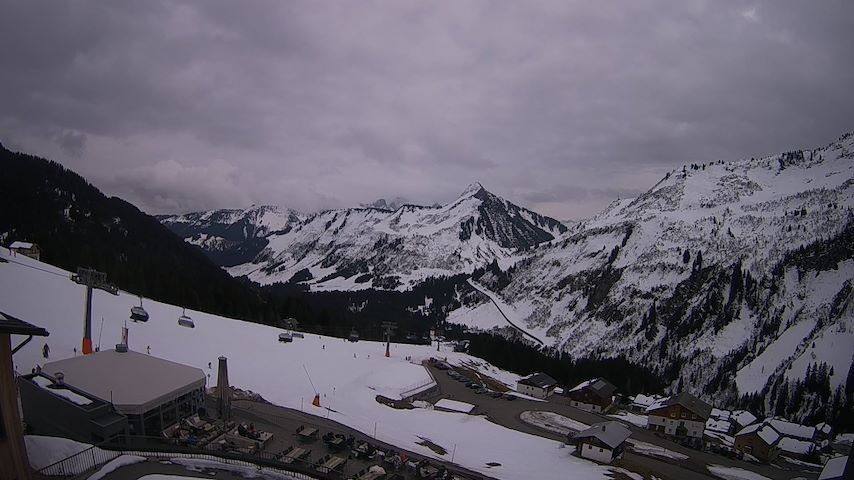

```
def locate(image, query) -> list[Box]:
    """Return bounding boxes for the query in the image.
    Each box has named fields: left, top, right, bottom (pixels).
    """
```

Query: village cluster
left=511, top=369, right=847, bottom=469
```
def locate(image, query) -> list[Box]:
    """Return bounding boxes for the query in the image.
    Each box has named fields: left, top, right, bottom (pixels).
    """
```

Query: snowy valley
left=162, top=134, right=854, bottom=420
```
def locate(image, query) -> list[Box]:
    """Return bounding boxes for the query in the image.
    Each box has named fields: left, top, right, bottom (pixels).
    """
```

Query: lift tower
left=381, top=321, right=397, bottom=357
left=71, top=267, right=118, bottom=354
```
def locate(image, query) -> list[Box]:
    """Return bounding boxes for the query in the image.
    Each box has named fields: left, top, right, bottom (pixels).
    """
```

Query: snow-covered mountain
left=161, top=183, right=567, bottom=289
left=360, top=197, right=411, bottom=211
left=459, top=133, right=854, bottom=412
left=157, top=205, right=305, bottom=267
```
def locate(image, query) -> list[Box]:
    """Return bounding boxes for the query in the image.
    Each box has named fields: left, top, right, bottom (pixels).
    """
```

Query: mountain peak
left=459, top=182, right=485, bottom=198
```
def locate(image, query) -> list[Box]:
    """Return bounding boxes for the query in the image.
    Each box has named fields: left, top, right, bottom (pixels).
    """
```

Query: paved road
left=424, top=362, right=819, bottom=480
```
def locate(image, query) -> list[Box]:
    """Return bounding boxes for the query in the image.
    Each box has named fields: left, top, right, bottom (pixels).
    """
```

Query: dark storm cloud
left=1, top=1, right=852, bottom=219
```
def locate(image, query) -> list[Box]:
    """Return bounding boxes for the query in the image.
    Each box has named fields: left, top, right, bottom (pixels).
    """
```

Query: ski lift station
left=19, top=348, right=205, bottom=442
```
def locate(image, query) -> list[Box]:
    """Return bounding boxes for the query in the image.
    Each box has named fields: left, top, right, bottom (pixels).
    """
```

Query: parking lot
left=422, top=360, right=819, bottom=480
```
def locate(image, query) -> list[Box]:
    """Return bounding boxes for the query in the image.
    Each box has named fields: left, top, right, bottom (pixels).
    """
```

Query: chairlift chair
left=129, top=297, right=149, bottom=322
left=178, top=308, right=195, bottom=328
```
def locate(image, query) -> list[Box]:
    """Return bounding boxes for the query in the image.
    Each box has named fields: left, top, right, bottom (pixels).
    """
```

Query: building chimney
left=55, top=372, right=64, bottom=385
left=217, top=356, right=231, bottom=421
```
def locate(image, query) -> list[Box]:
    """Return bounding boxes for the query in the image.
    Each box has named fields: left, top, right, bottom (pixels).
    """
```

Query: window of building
left=599, top=448, right=603, bottom=453
left=670, top=412, right=677, bottom=418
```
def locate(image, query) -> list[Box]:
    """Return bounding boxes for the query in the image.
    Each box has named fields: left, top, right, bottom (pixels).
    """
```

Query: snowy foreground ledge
left=4, top=251, right=615, bottom=480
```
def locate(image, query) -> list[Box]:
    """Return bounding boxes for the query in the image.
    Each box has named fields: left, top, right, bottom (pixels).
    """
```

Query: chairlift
left=129, top=297, right=149, bottom=323
left=178, top=308, right=195, bottom=328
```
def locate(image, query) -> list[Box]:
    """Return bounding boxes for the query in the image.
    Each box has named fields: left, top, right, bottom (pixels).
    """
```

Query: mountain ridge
left=161, top=182, right=568, bottom=289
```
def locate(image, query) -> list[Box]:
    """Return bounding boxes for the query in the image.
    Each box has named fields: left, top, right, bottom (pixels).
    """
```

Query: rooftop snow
left=434, top=399, right=475, bottom=414
left=819, top=455, right=849, bottom=480
left=767, top=418, right=815, bottom=440
left=777, top=437, right=813, bottom=455
left=31, top=375, right=95, bottom=406
left=573, top=422, right=631, bottom=449
left=731, top=410, right=757, bottom=428
left=735, top=423, right=780, bottom=446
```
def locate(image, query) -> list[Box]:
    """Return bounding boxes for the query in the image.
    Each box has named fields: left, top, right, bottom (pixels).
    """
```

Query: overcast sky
left=1, top=1, right=852, bottom=219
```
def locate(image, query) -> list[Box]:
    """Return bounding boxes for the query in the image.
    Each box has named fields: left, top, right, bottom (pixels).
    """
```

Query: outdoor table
left=298, top=427, right=318, bottom=441
left=419, top=465, right=440, bottom=478
left=283, top=447, right=306, bottom=463
left=317, top=455, right=346, bottom=473
left=356, top=472, right=385, bottom=480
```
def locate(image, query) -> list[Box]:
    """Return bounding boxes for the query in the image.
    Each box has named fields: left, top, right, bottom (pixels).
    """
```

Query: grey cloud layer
left=1, top=1, right=852, bottom=219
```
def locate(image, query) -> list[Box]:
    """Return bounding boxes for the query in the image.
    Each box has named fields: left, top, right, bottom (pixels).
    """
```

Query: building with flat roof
left=18, top=372, right=127, bottom=444
left=41, top=349, right=205, bottom=437
left=0, top=310, right=49, bottom=480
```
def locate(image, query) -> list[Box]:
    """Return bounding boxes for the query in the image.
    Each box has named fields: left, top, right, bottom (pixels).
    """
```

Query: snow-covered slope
left=452, top=133, right=854, bottom=410
left=1, top=249, right=610, bottom=480
left=162, top=183, right=567, bottom=290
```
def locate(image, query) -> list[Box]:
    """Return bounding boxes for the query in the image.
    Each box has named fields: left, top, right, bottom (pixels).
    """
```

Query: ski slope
left=0, top=249, right=612, bottom=480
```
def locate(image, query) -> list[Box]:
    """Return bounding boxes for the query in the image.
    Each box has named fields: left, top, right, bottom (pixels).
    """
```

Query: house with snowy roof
left=566, top=377, right=617, bottom=413
left=734, top=419, right=818, bottom=462
left=628, top=393, right=666, bottom=413
left=569, top=421, right=632, bottom=464
left=705, top=408, right=737, bottom=434
left=8, top=241, right=40, bottom=260
left=818, top=455, right=850, bottom=480
left=731, top=410, right=757, bottom=429
left=777, top=436, right=815, bottom=461
left=516, top=372, right=557, bottom=399
left=815, top=422, right=833, bottom=441
left=734, top=422, right=781, bottom=462
left=766, top=417, right=816, bottom=441
left=646, top=391, right=711, bottom=443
